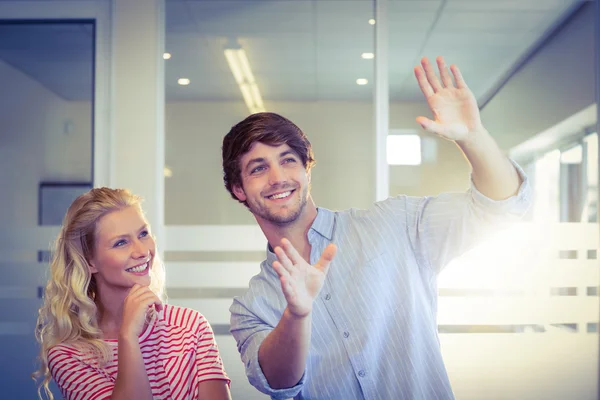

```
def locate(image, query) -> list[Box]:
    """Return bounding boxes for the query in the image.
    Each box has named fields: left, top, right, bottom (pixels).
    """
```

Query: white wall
left=0, top=58, right=91, bottom=399
left=0, top=60, right=91, bottom=258
left=481, top=2, right=596, bottom=151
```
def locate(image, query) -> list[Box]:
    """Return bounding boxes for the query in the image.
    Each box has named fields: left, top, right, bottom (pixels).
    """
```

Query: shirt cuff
left=469, top=159, right=532, bottom=216
left=245, top=330, right=306, bottom=399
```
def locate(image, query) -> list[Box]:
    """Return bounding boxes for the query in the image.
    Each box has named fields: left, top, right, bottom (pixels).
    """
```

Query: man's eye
left=251, top=166, right=266, bottom=174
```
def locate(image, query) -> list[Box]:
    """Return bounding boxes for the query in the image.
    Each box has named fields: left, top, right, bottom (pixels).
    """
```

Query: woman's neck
left=94, top=289, right=127, bottom=339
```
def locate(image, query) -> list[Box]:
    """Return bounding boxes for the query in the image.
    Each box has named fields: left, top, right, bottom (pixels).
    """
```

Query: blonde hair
left=33, top=187, right=166, bottom=400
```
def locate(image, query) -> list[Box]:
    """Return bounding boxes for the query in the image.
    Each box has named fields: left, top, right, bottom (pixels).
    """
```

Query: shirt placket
left=308, top=230, right=376, bottom=400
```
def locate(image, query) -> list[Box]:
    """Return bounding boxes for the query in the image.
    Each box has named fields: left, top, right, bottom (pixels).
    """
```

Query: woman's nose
left=131, top=239, right=149, bottom=258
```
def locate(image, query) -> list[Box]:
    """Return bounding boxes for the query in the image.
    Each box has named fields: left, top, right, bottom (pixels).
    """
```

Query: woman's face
left=89, top=206, right=156, bottom=296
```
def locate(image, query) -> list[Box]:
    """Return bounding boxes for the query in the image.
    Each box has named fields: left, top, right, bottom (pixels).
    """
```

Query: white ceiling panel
left=435, top=11, right=556, bottom=32
left=0, top=0, right=586, bottom=104
left=445, top=0, right=576, bottom=12
left=186, top=1, right=314, bottom=35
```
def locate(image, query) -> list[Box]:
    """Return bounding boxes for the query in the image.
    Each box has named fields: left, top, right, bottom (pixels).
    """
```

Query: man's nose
left=268, top=165, right=287, bottom=186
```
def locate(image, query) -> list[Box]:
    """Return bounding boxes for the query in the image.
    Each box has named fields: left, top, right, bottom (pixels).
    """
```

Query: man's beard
left=250, top=185, right=308, bottom=226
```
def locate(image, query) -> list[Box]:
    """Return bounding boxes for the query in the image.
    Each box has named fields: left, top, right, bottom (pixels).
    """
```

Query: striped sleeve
left=48, top=345, right=114, bottom=400
left=194, top=315, right=230, bottom=384
left=398, top=160, right=532, bottom=274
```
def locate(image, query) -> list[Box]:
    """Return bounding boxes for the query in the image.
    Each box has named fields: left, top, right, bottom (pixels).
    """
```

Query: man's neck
left=259, top=200, right=318, bottom=263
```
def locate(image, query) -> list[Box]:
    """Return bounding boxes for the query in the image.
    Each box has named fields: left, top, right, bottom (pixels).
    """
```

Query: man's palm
left=272, top=239, right=337, bottom=318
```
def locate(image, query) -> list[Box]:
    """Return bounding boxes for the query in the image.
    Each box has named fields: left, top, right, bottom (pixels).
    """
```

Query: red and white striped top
left=48, top=304, right=230, bottom=400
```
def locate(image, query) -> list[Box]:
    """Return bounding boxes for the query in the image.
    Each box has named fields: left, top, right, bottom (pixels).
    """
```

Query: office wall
left=164, top=100, right=471, bottom=225
left=0, top=59, right=91, bottom=258
left=481, top=2, right=596, bottom=151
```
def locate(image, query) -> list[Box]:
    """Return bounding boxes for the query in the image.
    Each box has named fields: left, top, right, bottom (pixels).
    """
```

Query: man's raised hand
left=414, top=56, right=485, bottom=143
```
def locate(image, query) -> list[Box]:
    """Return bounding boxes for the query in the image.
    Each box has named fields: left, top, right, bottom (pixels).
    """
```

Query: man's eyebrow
left=244, top=157, right=266, bottom=171
left=280, top=150, right=296, bottom=158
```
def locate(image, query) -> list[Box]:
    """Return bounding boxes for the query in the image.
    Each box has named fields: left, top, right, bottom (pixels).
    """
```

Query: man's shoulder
left=330, top=195, right=413, bottom=222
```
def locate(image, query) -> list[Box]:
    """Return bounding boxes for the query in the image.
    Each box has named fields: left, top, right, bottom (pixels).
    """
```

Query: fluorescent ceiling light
left=361, top=52, right=374, bottom=60
left=177, top=78, right=190, bottom=86
left=163, top=52, right=171, bottom=60
left=224, top=48, right=265, bottom=114
left=387, top=135, right=421, bottom=165
left=356, top=78, right=368, bottom=85
left=368, top=19, right=376, bottom=25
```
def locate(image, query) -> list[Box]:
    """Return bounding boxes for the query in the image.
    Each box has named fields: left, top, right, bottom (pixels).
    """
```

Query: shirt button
left=325, top=294, right=331, bottom=300
left=343, top=331, right=350, bottom=338
left=358, top=370, right=366, bottom=377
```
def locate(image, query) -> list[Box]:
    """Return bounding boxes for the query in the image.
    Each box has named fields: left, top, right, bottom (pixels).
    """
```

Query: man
left=221, top=56, right=532, bottom=399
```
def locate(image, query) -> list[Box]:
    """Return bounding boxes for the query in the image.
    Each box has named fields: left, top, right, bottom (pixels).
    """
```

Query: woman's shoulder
left=160, top=304, right=209, bottom=332
left=47, top=341, right=96, bottom=369
left=48, top=342, right=83, bottom=358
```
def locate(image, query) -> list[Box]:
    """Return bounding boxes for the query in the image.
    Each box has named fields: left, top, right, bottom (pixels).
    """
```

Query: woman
left=34, top=188, right=231, bottom=400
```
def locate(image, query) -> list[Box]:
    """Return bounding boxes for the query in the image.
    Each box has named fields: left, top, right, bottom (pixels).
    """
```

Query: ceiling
left=0, top=0, right=586, bottom=103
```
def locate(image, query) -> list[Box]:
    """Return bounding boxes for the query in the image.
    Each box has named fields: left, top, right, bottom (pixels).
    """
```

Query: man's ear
left=232, top=185, right=247, bottom=202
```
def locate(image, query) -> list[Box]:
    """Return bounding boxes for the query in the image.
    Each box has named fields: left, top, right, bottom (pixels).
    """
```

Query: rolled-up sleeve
left=398, top=160, right=532, bottom=274
left=469, top=160, right=532, bottom=216
left=229, top=262, right=307, bottom=399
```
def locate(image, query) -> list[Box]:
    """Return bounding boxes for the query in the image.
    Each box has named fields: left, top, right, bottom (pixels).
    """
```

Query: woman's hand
left=119, top=284, right=163, bottom=339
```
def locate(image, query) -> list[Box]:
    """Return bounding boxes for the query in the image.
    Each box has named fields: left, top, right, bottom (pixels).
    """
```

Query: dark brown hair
left=222, top=112, right=315, bottom=204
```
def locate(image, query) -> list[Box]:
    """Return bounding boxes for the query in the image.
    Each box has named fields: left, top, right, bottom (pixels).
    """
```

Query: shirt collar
left=310, top=207, right=335, bottom=241
left=266, top=207, right=335, bottom=264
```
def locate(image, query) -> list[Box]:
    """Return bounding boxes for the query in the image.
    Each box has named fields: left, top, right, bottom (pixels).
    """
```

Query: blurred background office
left=0, top=0, right=598, bottom=398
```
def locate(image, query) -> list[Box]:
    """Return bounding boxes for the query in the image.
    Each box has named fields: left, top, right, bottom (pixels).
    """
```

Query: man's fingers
left=280, top=238, right=303, bottom=265
left=421, top=57, right=443, bottom=92
left=450, top=64, right=468, bottom=89
left=274, top=246, right=294, bottom=273
left=414, top=66, right=434, bottom=98
left=436, top=56, right=454, bottom=88
left=272, top=260, right=291, bottom=279
left=279, top=276, right=296, bottom=301
left=416, top=116, right=433, bottom=131
left=315, top=243, right=337, bottom=274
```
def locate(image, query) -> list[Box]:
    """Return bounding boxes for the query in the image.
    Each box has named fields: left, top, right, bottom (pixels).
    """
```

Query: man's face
left=233, top=142, right=310, bottom=226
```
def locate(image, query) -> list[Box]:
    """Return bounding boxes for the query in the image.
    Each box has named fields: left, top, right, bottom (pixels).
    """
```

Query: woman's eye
left=140, top=230, right=149, bottom=238
left=114, top=240, right=127, bottom=248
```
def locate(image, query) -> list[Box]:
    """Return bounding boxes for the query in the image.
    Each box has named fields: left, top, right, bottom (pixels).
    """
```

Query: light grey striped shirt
left=230, top=164, right=532, bottom=399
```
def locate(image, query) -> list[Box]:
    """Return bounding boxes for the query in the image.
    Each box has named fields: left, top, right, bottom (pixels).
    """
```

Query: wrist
left=456, top=126, right=489, bottom=149
left=284, top=307, right=311, bottom=321
left=118, top=331, right=139, bottom=344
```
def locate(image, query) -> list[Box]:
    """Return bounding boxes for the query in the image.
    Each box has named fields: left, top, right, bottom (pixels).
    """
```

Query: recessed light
left=178, top=78, right=190, bottom=86
left=368, top=19, right=376, bottom=25
left=361, top=52, right=374, bottom=60
left=164, top=166, right=173, bottom=178
left=356, top=78, right=368, bottom=85
left=163, top=52, right=171, bottom=60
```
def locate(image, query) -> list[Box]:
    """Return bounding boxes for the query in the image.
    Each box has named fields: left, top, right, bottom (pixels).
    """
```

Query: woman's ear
left=88, top=260, right=98, bottom=274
